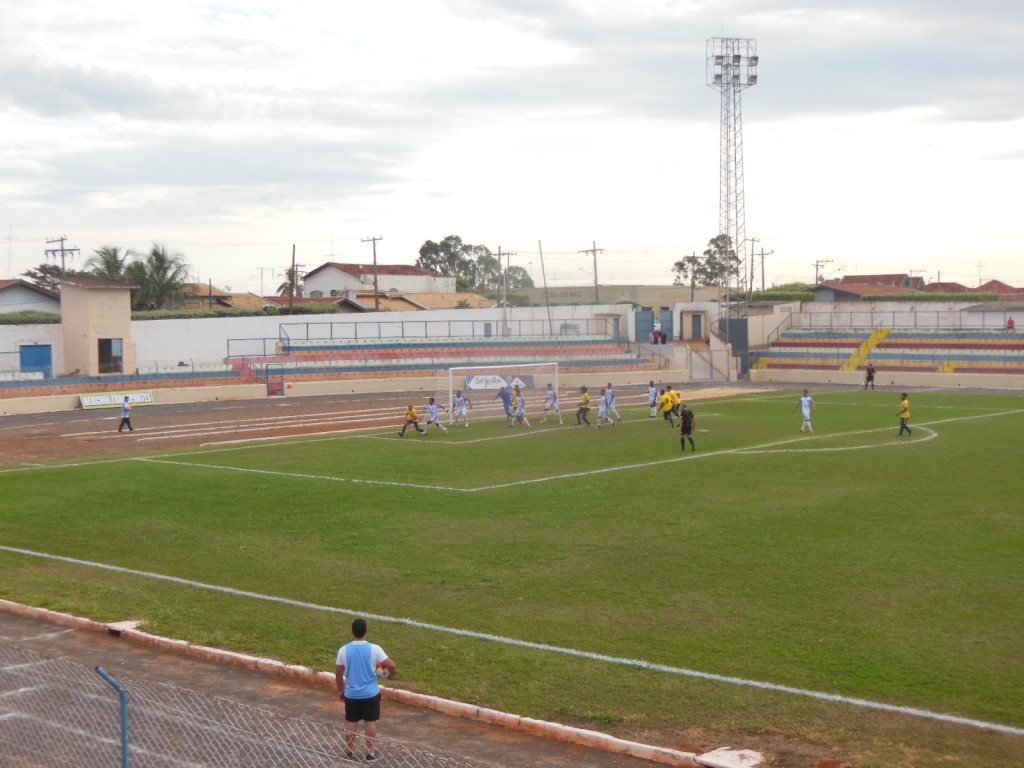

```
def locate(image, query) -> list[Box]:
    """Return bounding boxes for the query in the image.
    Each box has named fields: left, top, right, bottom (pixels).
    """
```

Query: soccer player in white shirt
left=512, top=387, right=531, bottom=428
left=795, top=389, right=814, bottom=433
left=542, top=384, right=562, bottom=423
left=596, top=388, right=615, bottom=428
left=451, top=390, right=471, bottom=427
left=605, top=382, right=622, bottom=422
left=648, top=380, right=659, bottom=418
left=423, top=398, right=448, bottom=433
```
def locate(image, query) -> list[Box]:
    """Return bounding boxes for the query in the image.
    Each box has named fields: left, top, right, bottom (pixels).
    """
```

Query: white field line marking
left=134, top=457, right=468, bottom=493
left=739, top=427, right=939, bottom=453
left=1, top=545, right=1020, bottom=738
left=0, top=456, right=132, bottom=476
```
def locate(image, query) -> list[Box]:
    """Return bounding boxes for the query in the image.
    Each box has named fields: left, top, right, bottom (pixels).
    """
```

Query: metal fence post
left=95, top=666, right=129, bottom=768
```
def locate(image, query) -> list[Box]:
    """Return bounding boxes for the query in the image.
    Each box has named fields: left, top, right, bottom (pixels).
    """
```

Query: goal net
left=439, top=362, right=559, bottom=423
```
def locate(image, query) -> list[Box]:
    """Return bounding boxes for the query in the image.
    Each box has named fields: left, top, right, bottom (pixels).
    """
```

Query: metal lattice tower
left=706, top=38, right=759, bottom=297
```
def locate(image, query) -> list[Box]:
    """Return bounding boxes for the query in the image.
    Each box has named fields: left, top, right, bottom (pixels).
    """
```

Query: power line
left=578, top=241, right=602, bottom=303
left=44, top=236, right=80, bottom=276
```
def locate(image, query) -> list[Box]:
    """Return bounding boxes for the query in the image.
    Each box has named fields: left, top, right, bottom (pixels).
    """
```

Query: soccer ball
left=375, top=663, right=390, bottom=679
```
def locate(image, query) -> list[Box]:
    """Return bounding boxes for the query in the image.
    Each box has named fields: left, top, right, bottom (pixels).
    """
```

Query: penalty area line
left=134, top=457, right=469, bottom=493
left=1, top=544, right=1020, bottom=738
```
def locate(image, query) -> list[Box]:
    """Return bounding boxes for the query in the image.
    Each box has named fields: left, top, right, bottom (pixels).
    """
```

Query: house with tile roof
left=0, top=279, right=61, bottom=314
left=302, top=262, right=455, bottom=298
left=922, top=281, right=969, bottom=293
left=974, top=280, right=1024, bottom=300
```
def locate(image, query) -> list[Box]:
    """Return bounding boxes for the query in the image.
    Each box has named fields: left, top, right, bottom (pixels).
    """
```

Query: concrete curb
left=0, top=598, right=708, bottom=767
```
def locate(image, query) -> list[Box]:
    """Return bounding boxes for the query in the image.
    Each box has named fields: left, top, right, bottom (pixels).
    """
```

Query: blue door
left=659, top=308, right=674, bottom=341
left=635, top=310, right=654, bottom=342
left=20, top=345, right=52, bottom=377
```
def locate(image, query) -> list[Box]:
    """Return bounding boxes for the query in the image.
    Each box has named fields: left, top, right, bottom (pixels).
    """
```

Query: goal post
left=441, top=362, right=559, bottom=423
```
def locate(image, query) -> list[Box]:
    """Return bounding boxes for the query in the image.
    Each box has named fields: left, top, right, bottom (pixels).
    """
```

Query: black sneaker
left=365, top=754, right=379, bottom=762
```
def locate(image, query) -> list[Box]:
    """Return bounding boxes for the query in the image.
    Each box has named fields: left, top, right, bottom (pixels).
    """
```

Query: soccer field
left=2, top=387, right=1022, bottom=766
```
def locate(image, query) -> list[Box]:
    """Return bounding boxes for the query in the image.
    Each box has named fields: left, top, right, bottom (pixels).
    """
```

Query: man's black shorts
left=345, top=693, right=382, bottom=722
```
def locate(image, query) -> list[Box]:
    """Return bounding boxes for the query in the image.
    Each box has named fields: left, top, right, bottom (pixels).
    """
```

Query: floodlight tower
left=707, top=37, right=759, bottom=299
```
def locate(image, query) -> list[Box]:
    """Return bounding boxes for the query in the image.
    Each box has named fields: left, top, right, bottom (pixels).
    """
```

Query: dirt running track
left=0, top=392, right=420, bottom=466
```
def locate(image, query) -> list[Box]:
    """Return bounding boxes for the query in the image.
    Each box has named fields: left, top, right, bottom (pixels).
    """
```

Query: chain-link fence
left=0, top=645, right=485, bottom=768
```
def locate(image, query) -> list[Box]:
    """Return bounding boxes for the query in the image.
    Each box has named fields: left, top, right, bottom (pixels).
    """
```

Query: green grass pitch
left=2, top=388, right=1022, bottom=766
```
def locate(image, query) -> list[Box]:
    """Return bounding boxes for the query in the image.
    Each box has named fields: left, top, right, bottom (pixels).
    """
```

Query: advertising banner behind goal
left=464, top=374, right=537, bottom=391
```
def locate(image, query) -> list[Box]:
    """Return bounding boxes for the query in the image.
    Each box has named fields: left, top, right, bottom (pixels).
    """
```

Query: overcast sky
left=2, top=0, right=1022, bottom=295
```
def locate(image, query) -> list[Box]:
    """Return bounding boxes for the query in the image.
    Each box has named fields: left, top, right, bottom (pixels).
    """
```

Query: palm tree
left=135, top=243, right=192, bottom=310
left=277, top=267, right=303, bottom=299
left=84, top=246, right=136, bottom=281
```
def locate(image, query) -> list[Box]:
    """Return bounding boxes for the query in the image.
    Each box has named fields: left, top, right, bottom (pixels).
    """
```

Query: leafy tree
left=472, top=252, right=503, bottom=292
left=672, top=234, right=741, bottom=292
left=21, top=263, right=86, bottom=294
left=416, top=236, right=475, bottom=279
left=134, top=243, right=192, bottom=310
left=418, top=236, right=534, bottom=293
left=506, top=265, right=534, bottom=290
left=84, top=246, right=136, bottom=280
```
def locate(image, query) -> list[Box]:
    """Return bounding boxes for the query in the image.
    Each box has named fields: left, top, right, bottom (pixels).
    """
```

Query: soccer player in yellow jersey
left=576, top=386, right=592, bottom=427
left=666, top=385, right=682, bottom=417
left=898, top=393, right=912, bottom=436
left=398, top=404, right=426, bottom=436
left=659, top=389, right=675, bottom=427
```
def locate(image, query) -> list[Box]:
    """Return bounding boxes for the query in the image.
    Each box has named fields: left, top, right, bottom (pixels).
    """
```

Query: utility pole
left=362, top=236, right=383, bottom=311
left=256, top=267, right=276, bottom=297
left=496, top=247, right=516, bottom=336
left=538, top=240, right=554, bottom=337
left=747, top=237, right=759, bottom=305
left=578, top=241, right=602, bottom=303
left=288, top=244, right=307, bottom=313
left=759, top=247, right=773, bottom=292
left=813, top=259, right=833, bottom=284
left=45, top=235, right=80, bottom=276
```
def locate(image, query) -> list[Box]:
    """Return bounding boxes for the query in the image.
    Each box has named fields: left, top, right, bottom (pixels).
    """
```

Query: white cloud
left=0, top=0, right=1022, bottom=291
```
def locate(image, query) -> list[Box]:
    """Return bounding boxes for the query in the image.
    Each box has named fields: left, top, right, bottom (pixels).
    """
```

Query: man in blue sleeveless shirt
left=336, top=618, right=397, bottom=761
